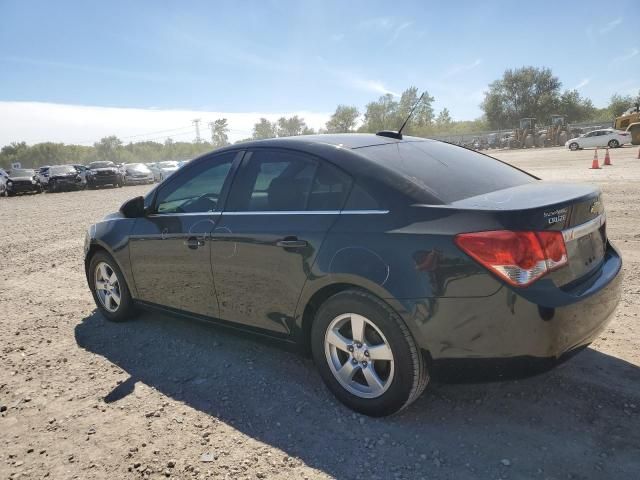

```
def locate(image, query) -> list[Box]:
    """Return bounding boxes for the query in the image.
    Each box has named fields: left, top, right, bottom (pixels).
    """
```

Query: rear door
left=129, top=151, right=241, bottom=317
left=211, top=148, right=352, bottom=334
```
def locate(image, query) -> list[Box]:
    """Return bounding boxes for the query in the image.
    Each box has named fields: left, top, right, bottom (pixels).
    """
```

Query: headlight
left=7, top=181, right=12, bottom=186
left=31, top=179, right=36, bottom=184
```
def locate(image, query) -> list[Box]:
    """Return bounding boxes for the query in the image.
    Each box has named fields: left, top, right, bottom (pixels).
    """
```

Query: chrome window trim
left=341, top=210, right=389, bottom=215
left=147, top=212, right=222, bottom=217
left=146, top=209, right=389, bottom=217
left=562, top=214, right=606, bottom=242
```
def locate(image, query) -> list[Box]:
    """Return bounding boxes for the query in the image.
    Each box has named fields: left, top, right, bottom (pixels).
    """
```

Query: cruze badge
left=544, top=207, right=568, bottom=225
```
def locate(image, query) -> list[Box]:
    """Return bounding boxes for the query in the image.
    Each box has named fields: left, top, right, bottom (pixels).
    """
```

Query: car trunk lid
left=448, top=182, right=607, bottom=286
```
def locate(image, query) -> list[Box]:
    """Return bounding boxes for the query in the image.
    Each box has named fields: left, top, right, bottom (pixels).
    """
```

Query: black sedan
left=84, top=133, right=622, bottom=416
left=6, top=168, right=42, bottom=196
left=86, top=161, right=124, bottom=189
left=47, top=164, right=85, bottom=192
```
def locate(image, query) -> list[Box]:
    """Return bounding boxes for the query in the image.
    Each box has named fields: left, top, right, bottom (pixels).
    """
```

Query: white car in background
left=148, top=161, right=179, bottom=182
left=565, top=128, right=631, bottom=151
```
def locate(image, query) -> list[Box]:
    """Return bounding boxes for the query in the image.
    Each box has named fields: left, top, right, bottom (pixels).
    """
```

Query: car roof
left=230, top=133, right=430, bottom=150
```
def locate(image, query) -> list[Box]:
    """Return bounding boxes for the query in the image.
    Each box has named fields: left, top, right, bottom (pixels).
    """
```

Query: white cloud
left=358, top=17, right=395, bottom=30
left=573, top=78, right=590, bottom=90
left=599, top=17, right=622, bottom=34
left=443, top=58, right=483, bottom=78
left=334, top=71, right=399, bottom=97
left=610, top=47, right=639, bottom=65
left=0, top=102, right=331, bottom=147
left=387, top=21, right=413, bottom=45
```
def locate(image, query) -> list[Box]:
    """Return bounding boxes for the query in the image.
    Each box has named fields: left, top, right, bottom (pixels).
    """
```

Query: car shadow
left=75, top=309, right=640, bottom=479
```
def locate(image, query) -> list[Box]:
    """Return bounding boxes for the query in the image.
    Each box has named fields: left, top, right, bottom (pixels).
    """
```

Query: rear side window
left=226, top=149, right=351, bottom=211
left=358, top=141, right=535, bottom=203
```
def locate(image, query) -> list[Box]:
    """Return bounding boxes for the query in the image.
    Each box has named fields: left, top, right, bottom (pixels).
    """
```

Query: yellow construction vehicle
left=542, top=115, right=571, bottom=147
left=614, top=103, right=640, bottom=145
left=509, top=118, right=538, bottom=148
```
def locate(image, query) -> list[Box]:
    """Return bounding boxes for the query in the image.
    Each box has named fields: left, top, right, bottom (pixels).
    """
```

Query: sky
left=1, top=0, right=638, bottom=146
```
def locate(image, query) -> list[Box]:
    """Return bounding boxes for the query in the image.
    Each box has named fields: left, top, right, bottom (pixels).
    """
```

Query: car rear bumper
left=125, top=176, right=154, bottom=184
left=397, top=242, right=623, bottom=360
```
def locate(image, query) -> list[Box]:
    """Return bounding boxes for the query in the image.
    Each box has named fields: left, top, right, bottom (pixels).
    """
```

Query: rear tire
left=569, top=142, right=579, bottom=151
left=311, top=289, right=428, bottom=416
left=608, top=139, right=619, bottom=148
left=88, top=251, right=136, bottom=322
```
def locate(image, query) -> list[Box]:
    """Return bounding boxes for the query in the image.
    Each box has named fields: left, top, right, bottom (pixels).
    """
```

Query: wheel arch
left=296, top=280, right=429, bottom=359
left=84, top=241, right=134, bottom=296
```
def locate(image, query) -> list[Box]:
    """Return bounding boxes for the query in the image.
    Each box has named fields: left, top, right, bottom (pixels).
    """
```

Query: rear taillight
left=454, top=230, right=568, bottom=287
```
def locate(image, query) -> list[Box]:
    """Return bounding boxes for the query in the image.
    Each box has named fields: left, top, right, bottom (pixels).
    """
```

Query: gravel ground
left=1, top=145, right=639, bottom=480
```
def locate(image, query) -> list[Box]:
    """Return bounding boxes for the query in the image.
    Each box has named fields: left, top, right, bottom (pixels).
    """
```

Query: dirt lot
left=1, top=146, right=639, bottom=480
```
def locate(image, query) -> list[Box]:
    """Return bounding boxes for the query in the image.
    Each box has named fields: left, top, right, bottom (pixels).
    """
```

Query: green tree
left=210, top=118, right=230, bottom=148
left=396, top=87, right=435, bottom=133
left=557, top=90, right=596, bottom=122
left=435, top=108, right=453, bottom=129
left=94, top=135, right=123, bottom=162
left=276, top=115, right=310, bottom=137
left=252, top=118, right=277, bottom=139
left=607, top=93, right=636, bottom=118
left=326, top=105, right=360, bottom=133
left=360, top=93, right=399, bottom=132
left=481, top=66, right=562, bottom=129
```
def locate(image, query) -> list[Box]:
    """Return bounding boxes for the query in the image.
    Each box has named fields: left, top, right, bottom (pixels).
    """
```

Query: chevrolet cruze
left=84, top=133, right=622, bottom=416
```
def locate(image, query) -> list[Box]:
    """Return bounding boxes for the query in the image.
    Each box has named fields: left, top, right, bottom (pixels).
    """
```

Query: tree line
left=2, top=66, right=639, bottom=169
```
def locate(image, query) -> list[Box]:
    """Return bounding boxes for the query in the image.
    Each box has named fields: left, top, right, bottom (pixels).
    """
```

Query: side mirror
left=120, top=196, right=146, bottom=218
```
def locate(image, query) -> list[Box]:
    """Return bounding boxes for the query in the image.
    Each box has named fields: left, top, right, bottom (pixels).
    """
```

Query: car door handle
left=276, top=237, right=308, bottom=248
left=184, top=236, right=205, bottom=249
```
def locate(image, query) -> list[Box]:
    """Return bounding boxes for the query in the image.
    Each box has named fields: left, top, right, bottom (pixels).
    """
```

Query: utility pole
left=208, top=121, right=215, bottom=144
left=192, top=118, right=202, bottom=143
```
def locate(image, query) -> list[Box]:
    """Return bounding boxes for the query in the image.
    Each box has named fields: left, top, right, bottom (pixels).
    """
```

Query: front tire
left=569, top=142, right=579, bottom=151
left=88, top=251, right=136, bottom=322
left=608, top=139, right=619, bottom=148
left=311, top=290, right=428, bottom=416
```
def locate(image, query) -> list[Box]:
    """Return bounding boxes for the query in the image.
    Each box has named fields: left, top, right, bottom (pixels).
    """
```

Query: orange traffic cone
left=590, top=148, right=600, bottom=169
left=604, top=147, right=612, bottom=166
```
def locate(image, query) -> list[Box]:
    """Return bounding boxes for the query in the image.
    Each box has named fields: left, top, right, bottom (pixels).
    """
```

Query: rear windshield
left=88, top=161, right=115, bottom=169
left=357, top=140, right=535, bottom=203
left=50, top=165, right=76, bottom=175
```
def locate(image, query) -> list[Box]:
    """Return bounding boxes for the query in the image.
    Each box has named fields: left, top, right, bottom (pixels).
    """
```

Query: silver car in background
left=124, top=163, right=155, bottom=185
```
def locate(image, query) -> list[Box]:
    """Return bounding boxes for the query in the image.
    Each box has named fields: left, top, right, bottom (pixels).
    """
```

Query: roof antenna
left=376, top=91, right=426, bottom=140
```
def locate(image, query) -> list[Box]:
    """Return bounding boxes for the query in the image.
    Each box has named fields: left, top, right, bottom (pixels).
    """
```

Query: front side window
left=226, top=149, right=351, bottom=212
left=155, top=152, right=237, bottom=214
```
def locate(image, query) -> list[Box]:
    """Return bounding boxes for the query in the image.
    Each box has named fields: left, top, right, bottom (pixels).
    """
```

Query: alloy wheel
left=324, top=313, right=395, bottom=399
left=94, top=261, right=122, bottom=313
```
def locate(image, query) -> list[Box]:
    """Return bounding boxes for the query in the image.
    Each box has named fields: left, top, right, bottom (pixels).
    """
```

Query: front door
left=211, top=148, right=352, bottom=334
left=129, top=151, right=241, bottom=316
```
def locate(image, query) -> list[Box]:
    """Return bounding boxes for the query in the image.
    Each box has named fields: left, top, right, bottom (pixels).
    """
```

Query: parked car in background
left=47, top=164, right=85, bottom=192
left=177, top=159, right=191, bottom=169
left=149, top=161, right=179, bottom=182
left=124, top=163, right=155, bottom=185
left=6, top=168, right=42, bottom=196
left=0, top=168, right=7, bottom=196
left=84, top=133, right=622, bottom=416
left=86, top=161, right=124, bottom=189
left=565, top=129, right=631, bottom=150
left=73, top=164, right=88, bottom=186
left=37, top=166, right=51, bottom=186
